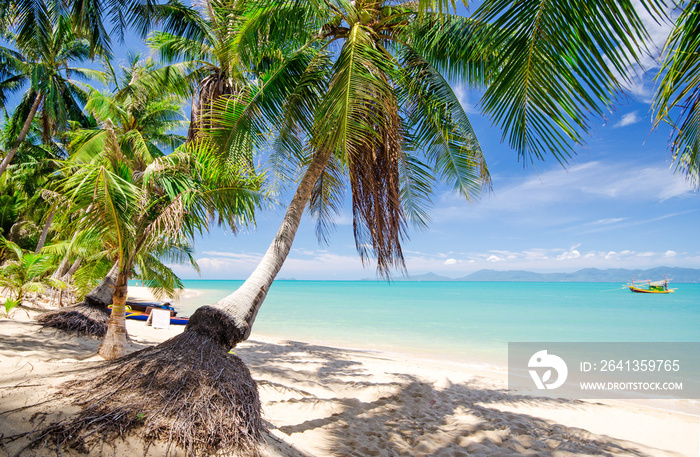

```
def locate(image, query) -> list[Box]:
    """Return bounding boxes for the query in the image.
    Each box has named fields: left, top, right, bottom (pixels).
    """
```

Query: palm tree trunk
left=62, top=257, right=82, bottom=281
left=185, top=148, right=332, bottom=350
left=50, top=204, right=93, bottom=280
left=84, top=261, right=118, bottom=307
left=51, top=254, right=73, bottom=282
left=57, top=257, right=82, bottom=305
left=35, top=207, right=55, bottom=253
left=38, top=262, right=119, bottom=335
left=98, top=266, right=129, bottom=360
left=0, top=93, right=42, bottom=178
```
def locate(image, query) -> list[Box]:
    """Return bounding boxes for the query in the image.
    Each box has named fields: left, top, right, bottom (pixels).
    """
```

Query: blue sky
left=153, top=2, right=700, bottom=280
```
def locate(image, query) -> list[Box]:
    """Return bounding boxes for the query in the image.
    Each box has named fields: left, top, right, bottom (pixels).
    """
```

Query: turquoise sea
left=136, top=280, right=700, bottom=365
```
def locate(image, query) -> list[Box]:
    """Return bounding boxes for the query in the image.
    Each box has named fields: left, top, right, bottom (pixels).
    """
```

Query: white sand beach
left=0, top=306, right=697, bottom=457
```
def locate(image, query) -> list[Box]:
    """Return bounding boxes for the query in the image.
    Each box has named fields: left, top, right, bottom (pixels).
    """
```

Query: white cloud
left=184, top=245, right=700, bottom=280
left=397, top=245, right=700, bottom=278
left=614, top=111, right=642, bottom=128
left=591, top=218, right=627, bottom=225
left=557, top=245, right=581, bottom=260
left=452, top=83, right=479, bottom=114
left=608, top=1, right=676, bottom=102
left=434, top=161, right=695, bottom=226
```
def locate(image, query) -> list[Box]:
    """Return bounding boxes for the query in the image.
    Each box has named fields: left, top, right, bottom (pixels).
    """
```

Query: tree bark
left=35, top=207, right=55, bottom=253
left=85, top=261, right=119, bottom=307
left=185, top=148, right=333, bottom=350
left=52, top=246, right=75, bottom=281
left=0, top=93, right=42, bottom=178
left=50, top=204, right=93, bottom=280
left=62, top=257, right=82, bottom=281
left=98, top=266, right=129, bottom=360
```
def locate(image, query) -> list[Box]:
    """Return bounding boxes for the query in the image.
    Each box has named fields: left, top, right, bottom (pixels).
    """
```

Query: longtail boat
left=627, top=277, right=675, bottom=294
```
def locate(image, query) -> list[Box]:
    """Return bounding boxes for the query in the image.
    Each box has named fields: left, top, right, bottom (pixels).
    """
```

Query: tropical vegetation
left=0, top=0, right=698, bottom=455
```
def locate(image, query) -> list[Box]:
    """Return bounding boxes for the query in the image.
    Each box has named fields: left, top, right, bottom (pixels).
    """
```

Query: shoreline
left=0, top=313, right=698, bottom=456
left=127, top=285, right=700, bottom=418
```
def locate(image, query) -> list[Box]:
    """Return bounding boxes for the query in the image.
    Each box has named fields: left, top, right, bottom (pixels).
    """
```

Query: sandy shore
left=0, top=309, right=697, bottom=457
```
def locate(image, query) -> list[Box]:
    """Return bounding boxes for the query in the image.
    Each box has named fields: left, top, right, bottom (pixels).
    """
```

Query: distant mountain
left=362, top=267, right=700, bottom=282
left=457, top=267, right=700, bottom=283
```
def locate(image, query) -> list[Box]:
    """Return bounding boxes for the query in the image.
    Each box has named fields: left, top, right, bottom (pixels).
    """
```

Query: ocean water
left=147, top=280, right=700, bottom=365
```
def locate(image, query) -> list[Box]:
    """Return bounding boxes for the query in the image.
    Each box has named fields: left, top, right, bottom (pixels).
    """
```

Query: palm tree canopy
left=0, top=0, right=161, bottom=57
left=184, top=0, right=492, bottom=277
left=60, top=122, right=263, bottom=279
left=1, top=15, right=106, bottom=145
left=69, top=55, right=188, bottom=170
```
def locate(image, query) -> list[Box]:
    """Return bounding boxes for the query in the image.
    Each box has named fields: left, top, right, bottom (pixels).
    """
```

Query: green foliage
left=470, top=0, right=667, bottom=163
left=3, top=297, right=20, bottom=315
left=0, top=237, right=59, bottom=303
left=69, top=55, right=188, bottom=169
left=655, top=0, right=700, bottom=186
left=59, top=123, right=263, bottom=294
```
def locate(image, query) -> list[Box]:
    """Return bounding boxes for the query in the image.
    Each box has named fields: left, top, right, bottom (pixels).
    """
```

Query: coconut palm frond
left=269, top=49, right=333, bottom=191
left=401, top=12, right=494, bottom=85
left=400, top=47, right=489, bottom=202
left=134, top=252, right=187, bottom=301
left=655, top=0, right=700, bottom=187
left=308, top=154, right=346, bottom=245
left=61, top=161, right=140, bottom=263
left=397, top=152, right=435, bottom=231
left=472, top=0, right=667, bottom=163
left=148, top=31, right=215, bottom=65
left=313, top=23, right=407, bottom=276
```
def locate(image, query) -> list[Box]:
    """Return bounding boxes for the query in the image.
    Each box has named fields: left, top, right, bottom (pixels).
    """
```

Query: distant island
left=382, top=267, right=700, bottom=283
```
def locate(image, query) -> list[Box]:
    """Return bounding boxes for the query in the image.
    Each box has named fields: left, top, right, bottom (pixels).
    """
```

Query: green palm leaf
left=655, top=0, right=700, bottom=186
left=472, top=0, right=666, bottom=163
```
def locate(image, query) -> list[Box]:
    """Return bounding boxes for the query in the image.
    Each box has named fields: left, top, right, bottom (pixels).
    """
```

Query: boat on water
left=627, top=277, right=675, bottom=294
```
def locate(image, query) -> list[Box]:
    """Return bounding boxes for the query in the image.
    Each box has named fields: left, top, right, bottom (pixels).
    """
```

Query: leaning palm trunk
left=35, top=207, right=56, bottom=253
left=38, top=262, right=118, bottom=336
left=185, top=147, right=332, bottom=349
left=35, top=150, right=332, bottom=455
left=56, top=257, right=82, bottom=305
left=97, top=266, right=129, bottom=359
left=0, top=93, right=43, bottom=178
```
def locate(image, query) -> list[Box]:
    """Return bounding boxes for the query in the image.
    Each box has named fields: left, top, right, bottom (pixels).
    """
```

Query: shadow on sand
left=0, top=322, right=660, bottom=456
left=239, top=339, right=654, bottom=457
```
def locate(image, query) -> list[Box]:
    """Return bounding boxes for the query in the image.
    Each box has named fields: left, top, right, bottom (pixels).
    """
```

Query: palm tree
left=147, top=0, right=256, bottom=142
left=0, top=0, right=161, bottom=57
left=70, top=54, right=188, bottom=169
left=60, top=123, right=261, bottom=359
left=0, top=15, right=104, bottom=178
left=40, top=57, right=192, bottom=333
left=179, top=0, right=493, bottom=349
left=51, top=55, right=187, bottom=284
